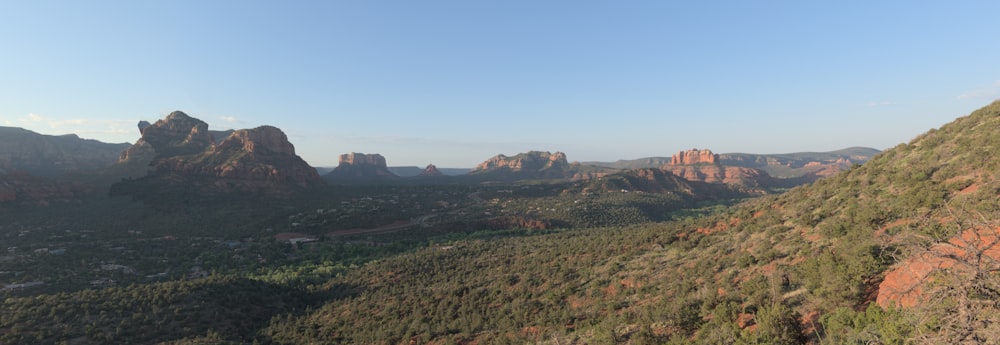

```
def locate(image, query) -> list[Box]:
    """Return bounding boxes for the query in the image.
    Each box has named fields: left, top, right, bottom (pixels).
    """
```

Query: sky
left=2, top=1, right=999, bottom=168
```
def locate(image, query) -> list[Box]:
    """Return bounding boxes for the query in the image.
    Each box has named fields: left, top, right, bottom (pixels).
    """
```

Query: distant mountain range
left=584, top=146, right=880, bottom=178
left=0, top=111, right=880, bottom=204
left=0, top=126, right=131, bottom=176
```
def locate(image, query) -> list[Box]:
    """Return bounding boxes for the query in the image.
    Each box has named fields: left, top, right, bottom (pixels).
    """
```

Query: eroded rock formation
left=418, top=164, right=444, bottom=177
left=670, top=149, right=718, bottom=165
left=473, top=151, right=568, bottom=172
left=114, top=111, right=322, bottom=194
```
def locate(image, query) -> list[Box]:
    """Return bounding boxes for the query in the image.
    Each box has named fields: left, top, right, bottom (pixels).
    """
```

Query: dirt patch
left=877, top=226, right=1000, bottom=308
left=957, top=183, right=980, bottom=195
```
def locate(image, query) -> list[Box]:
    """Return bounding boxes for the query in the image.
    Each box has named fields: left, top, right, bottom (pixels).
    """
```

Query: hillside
left=0, top=126, right=130, bottom=176
left=3, top=103, right=999, bottom=344
left=251, top=101, right=1000, bottom=344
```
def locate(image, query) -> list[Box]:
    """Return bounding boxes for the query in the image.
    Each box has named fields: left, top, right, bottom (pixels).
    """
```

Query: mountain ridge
left=0, top=126, right=131, bottom=176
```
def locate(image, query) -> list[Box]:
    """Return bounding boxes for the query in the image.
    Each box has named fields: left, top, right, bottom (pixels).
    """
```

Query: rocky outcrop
left=113, top=111, right=322, bottom=195
left=118, top=111, right=215, bottom=169
left=338, top=152, right=388, bottom=168
left=665, top=165, right=770, bottom=186
left=138, top=111, right=215, bottom=157
left=149, top=126, right=321, bottom=188
left=877, top=227, right=1000, bottom=308
left=324, top=153, right=399, bottom=183
left=215, top=126, right=295, bottom=155
left=472, top=151, right=569, bottom=172
left=671, top=149, right=718, bottom=165
left=467, top=151, right=614, bottom=182
left=661, top=149, right=773, bottom=190
left=418, top=164, right=444, bottom=177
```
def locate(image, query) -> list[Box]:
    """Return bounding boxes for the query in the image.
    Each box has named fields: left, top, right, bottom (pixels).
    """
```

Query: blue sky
left=2, top=1, right=999, bottom=167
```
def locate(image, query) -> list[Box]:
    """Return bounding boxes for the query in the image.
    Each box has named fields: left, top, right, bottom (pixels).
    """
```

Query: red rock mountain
left=338, top=152, right=388, bottom=168
left=151, top=126, right=320, bottom=188
left=662, top=149, right=774, bottom=190
left=114, top=111, right=321, bottom=194
left=467, top=151, right=613, bottom=181
left=120, top=111, right=214, bottom=163
left=671, top=149, right=718, bottom=165
left=418, top=164, right=444, bottom=177
left=324, top=153, right=398, bottom=182
left=472, top=151, right=569, bottom=172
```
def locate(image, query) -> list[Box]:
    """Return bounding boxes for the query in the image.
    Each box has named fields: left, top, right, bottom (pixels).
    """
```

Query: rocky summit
left=418, top=164, right=444, bottom=177
left=113, top=111, right=321, bottom=195
left=670, top=148, right=718, bottom=165
left=662, top=148, right=774, bottom=190
left=324, top=152, right=398, bottom=183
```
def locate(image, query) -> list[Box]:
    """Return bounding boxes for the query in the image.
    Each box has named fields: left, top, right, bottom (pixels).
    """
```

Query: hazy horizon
left=2, top=1, right=998, bottom=167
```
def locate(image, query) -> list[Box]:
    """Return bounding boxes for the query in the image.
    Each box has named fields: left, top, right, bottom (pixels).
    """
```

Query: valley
left=4, top=103, right=1000, bottom=344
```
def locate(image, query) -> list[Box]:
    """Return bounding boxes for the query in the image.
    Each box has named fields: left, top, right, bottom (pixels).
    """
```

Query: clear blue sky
left=2, top=1, right=999, bottom=167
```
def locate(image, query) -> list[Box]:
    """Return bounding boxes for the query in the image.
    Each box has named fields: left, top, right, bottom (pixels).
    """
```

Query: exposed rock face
left=137, top=120, right=152, bottom=134
left=150, top=126, right=320, bottom=188
left=666, top=165, right=769, bottom=186
left=662, top=148, right=772, bottom=190
left=113, top=111, right=322, bottom=194
left=324, top=153, right=398, bottom=182
left=119, top=111, right=215, bottom=168
left=215, top=126, right=294, bottom=155
left=138, top=111, right=215, bottom=157
left=418, top=164, right=444, bottom=177
left=339, top=153, right=388, bottom=169
left=467, top=151, right=613, bottom=182
left=117, top=140, right=156, bottom=165
left=671, top=149, right=718, bottom=165
left=472, top=151, right=569, bottom=172
left=877, top=227, right=1000, bottom=308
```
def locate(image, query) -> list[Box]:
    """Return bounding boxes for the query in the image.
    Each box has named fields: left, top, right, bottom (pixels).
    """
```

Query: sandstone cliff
left=472, top=151, right=569, bottom=172
left=324, top=153, right=399, bottom=183
left=662, top=149, right=773, bottom=190
left=467, top=151, right=614, bottom=182
left=671, top=149, right=718, bottom=165
left=150, top=126, right=321, bottom=188
left=113, top=111, right=321, bottom=195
